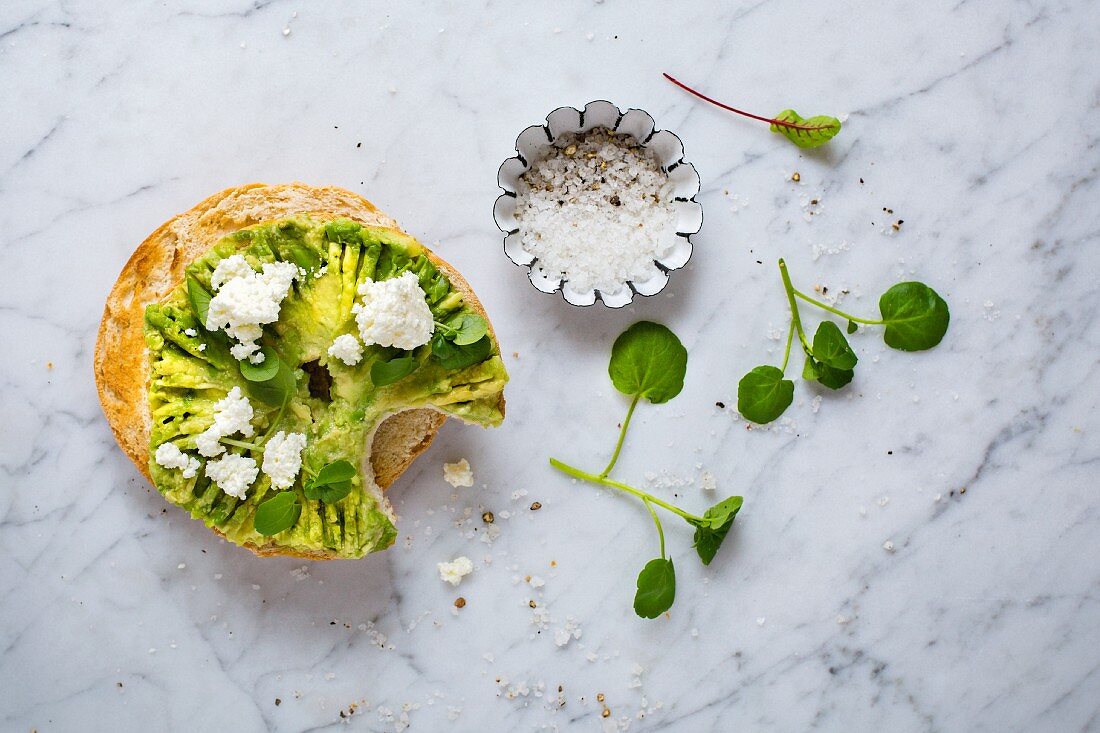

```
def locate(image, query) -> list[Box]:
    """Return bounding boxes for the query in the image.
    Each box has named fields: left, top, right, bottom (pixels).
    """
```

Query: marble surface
left=3, top=1, right=1099, bottom=731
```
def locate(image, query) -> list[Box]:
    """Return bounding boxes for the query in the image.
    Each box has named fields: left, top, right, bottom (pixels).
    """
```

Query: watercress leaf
left=433, top=333, right=492, bottom=370
left=245, top=356, right=297, bottom=407
left=812, top=321, right=858, bottom=370
left=254, top=491, right=301, bottom=536
left=692, top=524, right=730, bottom=566
left=770, top=109, right=842, bottom=149
left=802, top=356, right=819, bottom=381
left=703, top=495, right=743, bottom=529
left=803, top=356, right=854, bottom=390
left=371, top=355, right=418, bottom=386
left=452, top=314, right=488, bottom=346
left=687, top=496, right=743, bottom=565
left=312, top=459, right=356, bottom=486
left=304, top=479, right=352, bottom=503
left=238, top=346, right=281, bottom=382
left=187, top=277, right=213, bottom=327
left=608, top=321, right=688, bottom=404
left=633, top=557, right=676, bottom=619
left=847, top=320, right=858, bottom=335
left=737, top=365, right=794, bottom=424
left=879, top=282, right=950, bottom=351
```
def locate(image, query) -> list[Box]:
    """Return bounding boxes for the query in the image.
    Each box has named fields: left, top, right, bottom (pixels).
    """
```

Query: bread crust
left=94, top=183, right=504, bottom=557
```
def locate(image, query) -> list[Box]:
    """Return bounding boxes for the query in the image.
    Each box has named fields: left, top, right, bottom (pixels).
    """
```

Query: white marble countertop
left=3, top=1, right=1099, bottom=731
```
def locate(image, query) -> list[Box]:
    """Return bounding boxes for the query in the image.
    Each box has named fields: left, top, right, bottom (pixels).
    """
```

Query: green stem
left=259, top=402, right=288, bottom=445
left=778, top=259, right=811, bottom=352
left=549, top=458, right=705, bottom=524
left=792, top=288, right=883, bottom=325
left=644, top=498, right=666, bottom=559
left=780, top=315, right=795, bottom=373
left=220, top=437, right=262, bottom=451
left=600, top=394, right=640, bottom=478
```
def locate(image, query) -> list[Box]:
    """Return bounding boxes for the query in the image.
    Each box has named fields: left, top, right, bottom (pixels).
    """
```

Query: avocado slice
left=144, top=217, right=507, bottom=558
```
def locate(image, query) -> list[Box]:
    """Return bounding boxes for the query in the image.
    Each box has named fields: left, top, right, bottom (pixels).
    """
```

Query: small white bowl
left=494, top=100, right=702, bottom=308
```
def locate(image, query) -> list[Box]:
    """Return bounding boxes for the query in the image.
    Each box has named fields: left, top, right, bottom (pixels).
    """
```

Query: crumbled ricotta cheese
left=183, top=328, right=197, bottom=337
left=352, top=271, right=434, bottom=350
left=700, top=470, right=717, bottom=492
left=438, top=556, right=473, bottom=586
left=154, top=442, right=200, bottom=479
left=205, top=255, right=299, bottom=363
left=327, top=333, right=364, bottom=366
left=261, top=431, right=307, bottom=489
left=210, top=254, right=256, bottom=289
left=443, top=458, right=473, bottom=487
left=195, top=386, right=255, bottom=457
left=205, top=453, right=258, bottom=499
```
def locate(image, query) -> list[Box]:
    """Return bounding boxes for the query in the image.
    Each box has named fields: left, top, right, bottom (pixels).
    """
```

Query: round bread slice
left=94, top=183, right=504, bottom=558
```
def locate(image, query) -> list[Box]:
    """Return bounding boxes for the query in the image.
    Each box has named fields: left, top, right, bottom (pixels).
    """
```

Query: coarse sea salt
left=514, top=128, right=676, bottom=296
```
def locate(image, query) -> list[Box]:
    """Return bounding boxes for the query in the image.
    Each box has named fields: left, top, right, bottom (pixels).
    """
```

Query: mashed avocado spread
left=144, top=217, right=507, bottom=558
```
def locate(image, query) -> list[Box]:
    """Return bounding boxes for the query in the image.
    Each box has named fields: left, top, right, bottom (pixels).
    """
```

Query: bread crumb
left=443, top=459, right=474, bottom=487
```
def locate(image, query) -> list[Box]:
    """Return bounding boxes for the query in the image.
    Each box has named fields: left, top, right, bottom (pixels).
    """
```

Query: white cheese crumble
left=195, top=386, right=255, bottom=457
left=700, top=470, right=717, bottom=492
left=183, top=328, right=197, bottom=337
left=205, top=453, right=258, bottom=499
left=443, top=459, right=474, bottom=487
left=154, top=442, right=200, bottom=479
left=514, top=128, right=677, bottom=295
left=261, top=431, right=307, bottom=489
left=205, top=255, right=299, bottom=363
left=352, top=271, right=434, bottom=350
left=327, top=333, right=364, bottom=366
left=438, top=556, right=473, bottom=586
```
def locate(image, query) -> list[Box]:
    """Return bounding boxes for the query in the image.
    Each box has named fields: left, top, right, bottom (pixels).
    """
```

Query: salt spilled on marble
left=514, top=128, right=676, bottom=295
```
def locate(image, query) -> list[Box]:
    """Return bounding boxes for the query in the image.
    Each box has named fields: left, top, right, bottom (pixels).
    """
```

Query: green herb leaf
left=187, top=277, right=213, bottom=327
left=701, top=495, right=743, bottom=529
left=371, top=355, right=418, bottom=386
left=303, top=459, right=356, bottom=503
left=690, top=496, right=743, bottom=566
left=812, top=321, right=858, bottom=370
left=245, top=353, right=297, bottom=407
left=254, top=491, right=301, bottom=536
left=847, top=320, right=858, bottom=335
left=737, top=365, right=794, bottom=424
left=879, top=282, right=950, bottom=351
left=304, top=479, right=352, bottom=503
left=803, top=356, right=854, bottom=390
left=451, top=314, right=488, bottom=346
left=770, top=109, right=842, bottom=149
left=432, top=332, right=492, bottom=370
left=312, top=459, right=356, bottom=485
left=238, top=346, right=281, bottom=382
left=608, top=321, right=688, bottom=404
left=633, top=557, right=676, bottom=619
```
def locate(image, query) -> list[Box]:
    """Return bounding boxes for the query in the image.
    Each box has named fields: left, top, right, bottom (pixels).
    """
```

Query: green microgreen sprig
left=550, top=322, right=744, bottom=620
left=737, top=259, right=950, bottom=424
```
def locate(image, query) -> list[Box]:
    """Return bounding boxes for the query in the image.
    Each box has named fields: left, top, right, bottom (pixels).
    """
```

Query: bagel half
left=94, top=183, right=506, bottom=558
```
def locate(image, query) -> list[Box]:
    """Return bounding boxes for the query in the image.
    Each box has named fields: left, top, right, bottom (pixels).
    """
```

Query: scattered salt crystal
left=883, top=540, right=896, bottom=553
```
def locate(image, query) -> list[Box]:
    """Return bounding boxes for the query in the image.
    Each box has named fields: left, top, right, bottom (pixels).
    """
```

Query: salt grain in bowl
left=514, top=129, right=677, bottom=296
